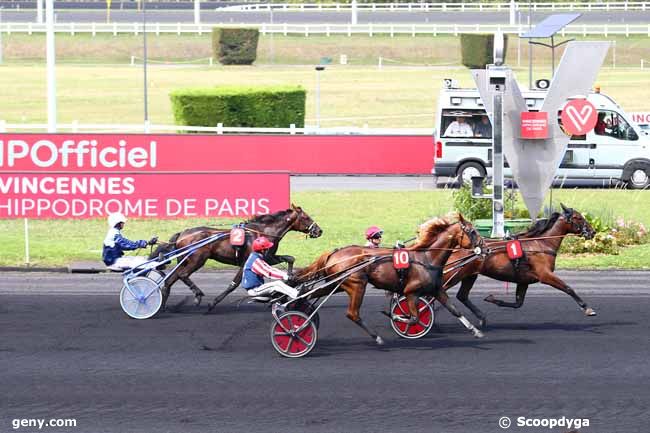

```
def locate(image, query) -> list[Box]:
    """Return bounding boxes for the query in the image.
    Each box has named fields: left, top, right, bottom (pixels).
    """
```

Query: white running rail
left=2, top=22, right=650, bottom=37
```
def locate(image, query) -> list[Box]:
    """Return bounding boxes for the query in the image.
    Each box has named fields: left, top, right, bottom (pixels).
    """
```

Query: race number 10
left=393, top=250, right=410, bottom=269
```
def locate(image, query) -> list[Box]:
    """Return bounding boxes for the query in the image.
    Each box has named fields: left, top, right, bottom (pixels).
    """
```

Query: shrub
left=460, top=33, right=508, bottom=69
left=212, top=28, right=259, bottom=65
left=170, top=85, right=306, bottom=128
left=452, top=182, right=492, bottom=221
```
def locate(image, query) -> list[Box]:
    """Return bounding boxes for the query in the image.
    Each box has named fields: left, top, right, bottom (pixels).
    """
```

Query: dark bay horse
left=443, top=204, right=596, bottom=328
left=294, top=214, right=484, bottom=345
left=151, top=204, right=322, bottom=309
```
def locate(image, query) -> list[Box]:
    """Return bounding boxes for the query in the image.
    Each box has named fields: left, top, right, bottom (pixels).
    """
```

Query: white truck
left=433, top=81, right=650, bottom=189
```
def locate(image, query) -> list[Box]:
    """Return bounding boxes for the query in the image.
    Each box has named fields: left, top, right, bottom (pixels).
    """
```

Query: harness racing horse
left=293, top=214, right=485, bottom=345
left=151, top=204, right=322, bottom=310
left=442, top=204, right=596, bottom=328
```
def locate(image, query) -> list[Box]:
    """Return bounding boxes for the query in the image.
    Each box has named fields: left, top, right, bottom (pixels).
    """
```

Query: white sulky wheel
left=270, top=311, right=318, bottom=358
left=389, top=295, right=435, bottom=339
left=120, top=276, right=163, bottom=320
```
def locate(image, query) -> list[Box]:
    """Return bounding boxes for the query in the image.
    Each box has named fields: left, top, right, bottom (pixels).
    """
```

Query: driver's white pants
left=247, top=281, right=299, bottom=299
left=107, top=256, right=147, bottom=272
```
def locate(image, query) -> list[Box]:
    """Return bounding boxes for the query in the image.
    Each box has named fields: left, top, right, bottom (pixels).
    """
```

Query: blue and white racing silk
left=102, top=227, right=147, bottom=266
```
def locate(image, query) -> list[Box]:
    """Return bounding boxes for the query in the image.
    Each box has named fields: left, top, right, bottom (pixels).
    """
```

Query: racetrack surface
left=1, top=271, right=649, bottom=433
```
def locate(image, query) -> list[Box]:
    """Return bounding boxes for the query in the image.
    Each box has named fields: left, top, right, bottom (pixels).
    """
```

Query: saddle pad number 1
left=506, top=240, right=523, bottom=260
left=230, top=228, right=246, bottom=246
left=393, top=250, right=410, bottom=269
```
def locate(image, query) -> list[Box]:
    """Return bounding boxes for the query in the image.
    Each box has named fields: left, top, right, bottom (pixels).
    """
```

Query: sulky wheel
left=145, top=269, right=165, bottom=284
left=292, top=302, right=320, bottom=329
left=270, top=311, right=318, bottom=358
left=120, top=276, right=163, bottom=320
left=389, top=296, right=435, bottom=339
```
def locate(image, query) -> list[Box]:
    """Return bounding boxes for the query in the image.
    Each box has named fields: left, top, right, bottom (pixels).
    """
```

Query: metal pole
left=315, top=69, right=321, bottom=128
left=491, top=92, right=505, bottom=238
left=551, top=35, right=555, bottom=78
left=194, top=0, right=200, bottom=25
left=46, top=0, right=57, bottom=132
left=351, top=0, right=358, bottom=25
left=269, top=8, right=274, bottom=64
left=0, top=9, right=3, bottom=65
left=37, top=0, right=43, bottom=24
left=517, top=11, right=521, bottom=67
left=528, top=0, right=533, bottom=90
left=143, top=0, right=149, bottom=126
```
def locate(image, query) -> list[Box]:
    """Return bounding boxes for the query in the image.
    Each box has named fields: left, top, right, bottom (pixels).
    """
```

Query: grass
left=2, top=189, right=650, bottom=269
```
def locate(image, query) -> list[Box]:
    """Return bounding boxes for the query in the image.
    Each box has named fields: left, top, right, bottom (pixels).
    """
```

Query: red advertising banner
left=520, top=111, right=549, bottom=139
left=0, top=134, right=433, bottom=174
left=0, top=172, right=289, bottom=219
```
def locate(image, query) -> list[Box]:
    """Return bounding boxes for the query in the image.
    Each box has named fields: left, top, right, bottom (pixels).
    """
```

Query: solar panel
left=521, top=13, right=582, bottom=38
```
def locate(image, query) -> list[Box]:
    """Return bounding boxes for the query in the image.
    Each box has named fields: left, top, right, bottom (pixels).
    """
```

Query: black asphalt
left=1, top=271, right=649, bottom=433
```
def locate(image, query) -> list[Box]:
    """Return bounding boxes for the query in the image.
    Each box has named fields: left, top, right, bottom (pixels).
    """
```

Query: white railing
left=2, top=22, right=650, bottom=37
left=0, top=121, right=434, bottom=135
left=223, top=2, right=650, bottom=12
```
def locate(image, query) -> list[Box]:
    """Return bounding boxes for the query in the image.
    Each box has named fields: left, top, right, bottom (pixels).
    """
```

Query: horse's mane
left=516, top=212, right=562, bottom=237
left=408, top=213, right=457, bottom=249
left=244, top=209, right=292, bottom=225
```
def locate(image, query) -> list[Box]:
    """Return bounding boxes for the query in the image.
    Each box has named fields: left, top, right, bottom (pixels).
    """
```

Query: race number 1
left=506, top=240, right=523, bottom=260
left=230, top=228, right=246, bottom=246
left=393, top=249, right=410, bottom=269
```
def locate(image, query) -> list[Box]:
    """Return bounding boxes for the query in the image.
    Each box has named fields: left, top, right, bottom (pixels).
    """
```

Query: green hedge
left=212, top=28, right=259, bottom=65
left=169, top=86, right=306, bottom=128
left=460, top=33, right=509, bottom=69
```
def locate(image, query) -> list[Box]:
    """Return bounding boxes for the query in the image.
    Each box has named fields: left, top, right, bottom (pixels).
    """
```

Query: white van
left=433, top=82, right=650, bottom=189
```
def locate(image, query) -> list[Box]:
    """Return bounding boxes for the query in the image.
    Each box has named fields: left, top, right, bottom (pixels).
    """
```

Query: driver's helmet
left=252, top=236, right=274, bottom=252
left=108, top=213, right=127, bottom=228
left=365, top=226, right=384, bottom=240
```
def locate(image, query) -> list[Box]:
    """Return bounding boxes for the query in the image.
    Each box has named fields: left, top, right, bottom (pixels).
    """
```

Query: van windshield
left=441, top=110, right=491, bottom=138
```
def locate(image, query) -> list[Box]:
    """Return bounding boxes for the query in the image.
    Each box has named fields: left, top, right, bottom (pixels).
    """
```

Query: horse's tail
left=293, top=250, right=334, bottom=282
left=148, top=232, right=181, bottom=264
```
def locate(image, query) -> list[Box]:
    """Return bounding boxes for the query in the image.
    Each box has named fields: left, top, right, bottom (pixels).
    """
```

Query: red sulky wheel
left=270, top=311, right=318, bottom=358
left=389, top=296, right=435, bottom=339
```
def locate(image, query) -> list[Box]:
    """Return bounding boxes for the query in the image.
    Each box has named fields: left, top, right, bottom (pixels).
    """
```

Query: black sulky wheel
left=270, top=311, right=318, bottom=358
left=389, top=295, right=435, bottom=339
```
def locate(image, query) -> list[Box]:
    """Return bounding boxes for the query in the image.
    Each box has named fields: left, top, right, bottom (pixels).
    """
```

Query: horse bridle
left=292, top=210, right=320, bottom=238
left=562, top=210, right=592, bottom=238
left=458, top=220, right=486, bottom=255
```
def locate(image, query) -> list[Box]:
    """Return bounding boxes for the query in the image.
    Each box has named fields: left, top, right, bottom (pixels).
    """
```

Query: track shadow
left=482, top=320, right=637, bottom=335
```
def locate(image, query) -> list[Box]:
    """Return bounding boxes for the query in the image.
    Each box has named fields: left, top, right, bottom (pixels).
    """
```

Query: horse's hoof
left=194, top=295, right=203, bottom=306
left=473, top=329, right=484, bottom=339
left=479, top=318, right=487, bottom=329
left=584, top=307, right=597, bottom=316
left=375, top=336, right=385, bottom=346
left=484, top=294, right=495, bottom=303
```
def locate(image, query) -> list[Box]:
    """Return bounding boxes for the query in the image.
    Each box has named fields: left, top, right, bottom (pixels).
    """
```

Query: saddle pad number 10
left=393, top=250, right=410, bottom=269
left=506, top=240, right=523, bottom=260
left=230, top=228, right=246, bottom=246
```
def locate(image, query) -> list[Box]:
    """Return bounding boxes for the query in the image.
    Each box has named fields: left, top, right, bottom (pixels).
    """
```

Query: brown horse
left=150, top=204, right=322, bottom=310
left=294, top=213, right=485, bottom=345
left=443, top=204, right=596, bottom=328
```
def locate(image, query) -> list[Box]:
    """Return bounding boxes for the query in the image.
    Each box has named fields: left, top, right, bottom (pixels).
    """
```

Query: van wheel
left=457, top=162, right=486, bottom=185
left=625, top=162, right=650, bottom=190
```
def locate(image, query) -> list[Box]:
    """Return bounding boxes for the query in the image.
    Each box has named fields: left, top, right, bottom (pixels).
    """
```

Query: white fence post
left=217, top=122, right=223, bottom=134
left=0, top=119, right=6, bottom=132
left=92, top=22, right=96, bottom=37
left=290, top=123, right=295, bottom=135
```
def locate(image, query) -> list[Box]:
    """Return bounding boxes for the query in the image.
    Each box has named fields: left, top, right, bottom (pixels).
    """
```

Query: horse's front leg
left=436, top=291, right=484, bottom=338
left=484, top=283, right=529, bottom=310
left=344, top=281, right=384, bottom=345
left=206, top=267, right=244, bottom=313
left=455, top=274, right=488, bottom=328
left=536, top=271, right=596, bottom=316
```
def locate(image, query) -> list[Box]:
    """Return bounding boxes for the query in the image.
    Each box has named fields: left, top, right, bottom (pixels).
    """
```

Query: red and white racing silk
left=252, top=257, right=288, bottom=280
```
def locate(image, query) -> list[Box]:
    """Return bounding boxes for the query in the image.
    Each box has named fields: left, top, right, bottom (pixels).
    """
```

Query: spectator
left=595, top=112, right=609, bottom=136
left=474, top=115, right=492, bottom=138
left=444, top=116, right=474, bottom=137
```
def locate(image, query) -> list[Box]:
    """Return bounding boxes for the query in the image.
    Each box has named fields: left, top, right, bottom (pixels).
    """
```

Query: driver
left=242, top=236, right=299, bottom=300
left=365, top=226, right=383, bottom=248
left=102, top=213, right=157, bottom=270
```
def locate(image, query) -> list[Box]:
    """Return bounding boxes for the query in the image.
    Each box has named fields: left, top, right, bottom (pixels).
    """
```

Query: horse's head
left=413, top=213, right=482, bottom=251
left=560, top=203, right=595, bottom=240
left=288, top=204, right=323, bottom=238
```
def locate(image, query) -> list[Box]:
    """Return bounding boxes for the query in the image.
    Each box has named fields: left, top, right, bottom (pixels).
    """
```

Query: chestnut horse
left=150, top=205, right=322, bottom=309
left=443, top=204, right=596, bottom=328
left=294, top=214, right=484, bottom=345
